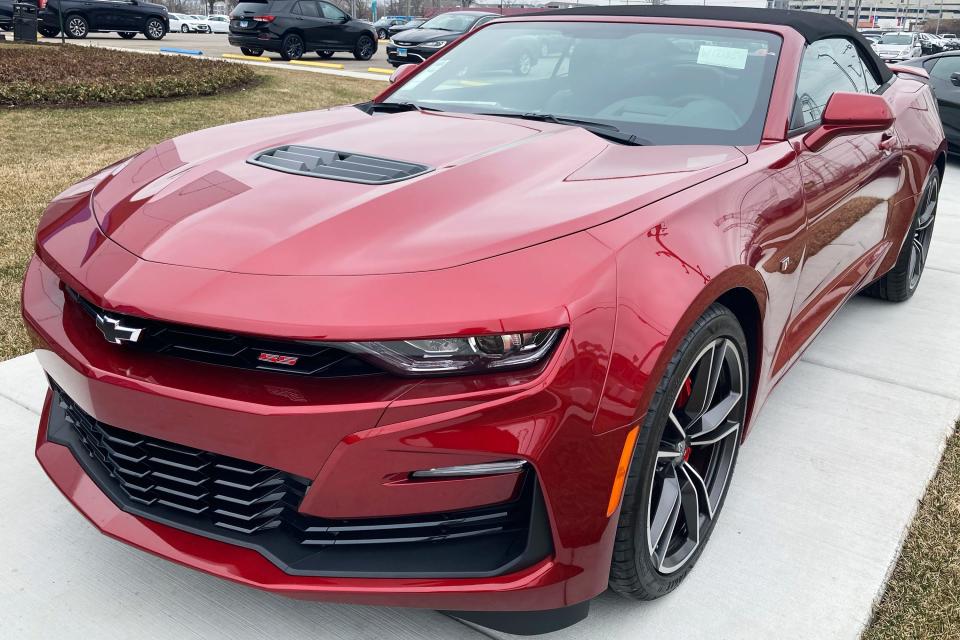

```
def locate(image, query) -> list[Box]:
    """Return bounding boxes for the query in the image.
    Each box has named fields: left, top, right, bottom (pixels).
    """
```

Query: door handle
left=879, top=130, right=898, bottom=155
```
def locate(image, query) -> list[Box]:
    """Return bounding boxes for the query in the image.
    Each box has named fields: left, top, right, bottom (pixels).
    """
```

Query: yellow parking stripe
left=367, top=67, right=394, bottom=75
left=223, top=52, right=270, bottom=62
left=288, top=60, right=345, bottom=70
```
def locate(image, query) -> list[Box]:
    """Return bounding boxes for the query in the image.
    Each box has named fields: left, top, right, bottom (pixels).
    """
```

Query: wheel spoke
left=685, top=341, right=725, bottom=419
left=648, top=467, right=682, bottom=557
left=688, top=390, right=741, bottom=440
left=912, top=236, right=925, bottom=275
left=690, top=421, right=740, bottom=447
left=683, top=461, right=714, bottom=518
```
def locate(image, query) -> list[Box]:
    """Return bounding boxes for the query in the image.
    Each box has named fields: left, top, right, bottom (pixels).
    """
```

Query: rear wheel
left=863, top=167, right=940, bottom=302
left=65, top=14, right=88, bottom=38
left=609, top=303, right=747, bottom=599
left=280, top=33, right=304, bottom=60
left=144, top=17, right=165, bottom=40
left=118, top=31, right=136, bottom=39
left=354, top=34, right=375, bottom=60
left=514, top=50, right=534, bottom=75
left=240, top=47, right=264, bottom=57
left=181, top=24, right=189, bottom=32
left=377, top=28, right=387, bottom=39
left=316, top=50, right=334, bottom=58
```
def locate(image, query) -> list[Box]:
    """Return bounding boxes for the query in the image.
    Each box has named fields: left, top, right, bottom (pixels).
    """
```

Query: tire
left=354, top=34, right=375, bottom=60
left=862, top=166, right=940, bottom=302
left=280, top=33, right=304, bottom=60
left=65, top=14, right=88, bottom=39
left=241, top=47, right=264, bottom=57
left=609, top=303, right=748, bottom=600
left=514, top=50, right=534, bottom=76
left=118, top=31, right=136, bottom=39
left=181, top=24, right=189, bottom=32
left=316, top=50, right=334, bottom=59
left=144, top=17, right=165, bottom=40
left=377, top=28, right=387, bottom=39
left=38, top=26, right=60, bottom=37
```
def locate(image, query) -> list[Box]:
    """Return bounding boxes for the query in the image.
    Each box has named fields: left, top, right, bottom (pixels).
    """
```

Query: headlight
left=342, top=329, right=563, bottom=376
left=420, top=40, right=447, bottom=49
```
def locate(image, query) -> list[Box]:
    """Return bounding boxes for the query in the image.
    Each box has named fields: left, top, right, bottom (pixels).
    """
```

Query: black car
left=228, top=0, right=377, bottom=61
left=38, top=0, right=168, bottom=39
left=387, top=17, right=424, bottom=37
left=0, top=0, right=12, bottom=31
left=386, top=10, right=498, bottom=67
left=901, top=51, right=960, bottom=151
left=371, top=15, right=412, bottom=40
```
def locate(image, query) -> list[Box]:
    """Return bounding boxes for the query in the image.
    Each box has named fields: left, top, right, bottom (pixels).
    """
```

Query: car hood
left=876, top=43, right=912, bottom=52
left=392, top=28, right=462, bottom=43
left=91, top=106, right=746, bottom=276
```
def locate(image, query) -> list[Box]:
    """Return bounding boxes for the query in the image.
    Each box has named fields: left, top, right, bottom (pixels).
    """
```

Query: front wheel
left=280, top=33, right=304, bottom=60
left=609, top=303, right=748, bottom=599
left=240, top=47, right=264, bottom=57
left=65, top=14, right=88, bottom=38
left=863, top=166, right=940, bottom=302
left=354, top=34, right=374, bottom=60
left=118, top=31, right=136, bottom=39
left=144, top=17, right=165, bottom=40
left=514, top=50, right=534, bottom=75
left=377, top=28, right=387, bottom=39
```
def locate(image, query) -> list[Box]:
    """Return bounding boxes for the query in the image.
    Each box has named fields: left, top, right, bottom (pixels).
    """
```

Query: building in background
left=788, top=0, right=960, bottom=31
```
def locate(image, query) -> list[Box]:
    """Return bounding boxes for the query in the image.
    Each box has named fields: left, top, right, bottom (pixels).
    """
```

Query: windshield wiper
left=357, top=101, right=443, bottom=114
left=477, top=112, right=645, bottom=146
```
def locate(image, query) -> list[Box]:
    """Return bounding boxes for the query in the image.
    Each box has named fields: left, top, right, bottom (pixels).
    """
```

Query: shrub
left=0, top=43, right=257, bottom=106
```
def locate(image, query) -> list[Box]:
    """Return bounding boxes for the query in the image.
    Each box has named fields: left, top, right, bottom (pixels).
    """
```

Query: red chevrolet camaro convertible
left=22, top=5, right=944, bottom=635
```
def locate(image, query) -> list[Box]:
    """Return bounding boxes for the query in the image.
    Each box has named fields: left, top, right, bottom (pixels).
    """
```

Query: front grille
left=248, top=145, right=432, bottom=184
left=47, top=384, right=551, bottom=577
left=67, top=288, right=381, bottom=378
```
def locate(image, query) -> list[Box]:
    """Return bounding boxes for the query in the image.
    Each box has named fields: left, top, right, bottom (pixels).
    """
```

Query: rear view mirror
left=804, top=92, right=894, bottom=152
left=389, top=63, right=417, bottom=84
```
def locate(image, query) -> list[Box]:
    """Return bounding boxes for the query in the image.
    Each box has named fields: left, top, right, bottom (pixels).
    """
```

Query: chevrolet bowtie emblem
left=95, top=314, right=143, bottom=345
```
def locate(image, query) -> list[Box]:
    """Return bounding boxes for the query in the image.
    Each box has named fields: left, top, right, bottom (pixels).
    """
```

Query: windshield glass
left=878, top=34, right=912, bottom=45
left=388, top=22, right=782, bottom=145
left=420, top=12, right=484, bottom=32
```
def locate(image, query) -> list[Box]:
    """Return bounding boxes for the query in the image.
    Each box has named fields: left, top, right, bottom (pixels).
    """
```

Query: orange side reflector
left=606, top=426, right=640, bottom=517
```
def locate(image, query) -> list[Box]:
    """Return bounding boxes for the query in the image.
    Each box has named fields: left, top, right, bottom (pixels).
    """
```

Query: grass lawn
left=0, top=57, right=957, bottom=640
left=864, top=426, right=960, bottom=639
left=0, top=66, right=381, bottom=360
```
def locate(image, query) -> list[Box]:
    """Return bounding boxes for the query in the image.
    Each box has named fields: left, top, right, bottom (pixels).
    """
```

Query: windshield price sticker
left=697, top=45, right=749, bottom=70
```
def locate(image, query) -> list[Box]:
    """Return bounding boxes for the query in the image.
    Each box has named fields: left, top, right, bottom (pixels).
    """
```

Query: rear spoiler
left=888, top=64, right=929, bottom=80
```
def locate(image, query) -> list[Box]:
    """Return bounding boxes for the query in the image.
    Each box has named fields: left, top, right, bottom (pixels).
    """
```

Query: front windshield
left=388, top=22, right=782, bottom=146
left=420, top=13, right=483, bottom=32
left=878, top=34, right=912, bottom=45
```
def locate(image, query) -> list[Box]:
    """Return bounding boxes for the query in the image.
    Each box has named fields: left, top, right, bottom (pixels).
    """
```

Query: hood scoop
left=249, top=145, right=432, bottom=185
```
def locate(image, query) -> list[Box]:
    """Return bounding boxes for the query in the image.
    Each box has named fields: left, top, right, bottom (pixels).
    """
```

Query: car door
left=787, top=38, right=903, bottom=345
left=84, top=0, right=115, bottom=30
left=115, top=0, right=143, bottom=30
left=290, top=0, right=324, bottom=48
left=923, top=55, right=960, bottom=146
left=317, top=1, right=349, bottom=47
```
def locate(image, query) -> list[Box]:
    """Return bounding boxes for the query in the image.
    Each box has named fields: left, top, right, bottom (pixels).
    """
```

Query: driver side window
left=792, top=38, right=879, bottom=129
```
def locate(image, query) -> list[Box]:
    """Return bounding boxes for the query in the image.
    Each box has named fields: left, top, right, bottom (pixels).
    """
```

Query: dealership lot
left=41, top=31, right=395, bottom=76
left=0, top=144, right=958, bottom=639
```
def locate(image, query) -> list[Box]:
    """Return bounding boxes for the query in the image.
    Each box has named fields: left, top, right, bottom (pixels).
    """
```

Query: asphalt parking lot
left=1, top=147, right=958, bottom=638
left=40, top=31, right=395, bottom=77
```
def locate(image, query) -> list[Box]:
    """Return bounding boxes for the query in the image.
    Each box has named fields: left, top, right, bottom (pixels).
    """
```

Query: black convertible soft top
left=532, top=5, right=893, bottom=83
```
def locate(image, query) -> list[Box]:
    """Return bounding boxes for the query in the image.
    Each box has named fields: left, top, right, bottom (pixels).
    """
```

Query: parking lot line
left=222, top=52, right=270, bottom=62
left=367, top=67, right=394, bottom=75
left=288, top=60, right=345, bottom=70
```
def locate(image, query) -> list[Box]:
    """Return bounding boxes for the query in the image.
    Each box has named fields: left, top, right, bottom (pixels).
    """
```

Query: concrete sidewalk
left=1, top=166, right=959, bottom=639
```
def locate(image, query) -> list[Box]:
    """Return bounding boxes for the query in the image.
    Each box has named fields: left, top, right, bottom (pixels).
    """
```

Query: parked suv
left=229, top=0, right=377, bottom=61
left=38, top=0, right=168, bottom=39
left=0, top=0, right=12, bottom=31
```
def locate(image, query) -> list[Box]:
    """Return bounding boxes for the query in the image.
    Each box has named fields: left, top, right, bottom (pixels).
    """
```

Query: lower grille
left=46, top=383, right=552, bottom=577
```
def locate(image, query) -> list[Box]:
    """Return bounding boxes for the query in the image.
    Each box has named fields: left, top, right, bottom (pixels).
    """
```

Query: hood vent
left=248, top=145, right=431, bottom=184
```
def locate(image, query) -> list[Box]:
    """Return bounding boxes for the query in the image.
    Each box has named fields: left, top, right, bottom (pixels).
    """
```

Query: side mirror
left=389, top=63, right=417, bottom=84
left=803, top=92, right=894, bottom=152
left=952, top=72, right=960, bottom=87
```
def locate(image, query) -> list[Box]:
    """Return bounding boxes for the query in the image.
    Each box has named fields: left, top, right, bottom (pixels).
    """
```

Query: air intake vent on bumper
left=248, top=145, right=431, bottom=184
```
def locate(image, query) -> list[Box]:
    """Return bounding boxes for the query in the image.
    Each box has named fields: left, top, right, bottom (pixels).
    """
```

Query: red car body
left=22, top=6, right=945, bottom=635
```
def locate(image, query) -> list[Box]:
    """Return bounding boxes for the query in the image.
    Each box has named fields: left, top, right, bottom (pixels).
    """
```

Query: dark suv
left=38, top=0, right=168, bottom=39
left=229, top=0, right=377, bottom=61
left=0, top=0, right=12, bottom=31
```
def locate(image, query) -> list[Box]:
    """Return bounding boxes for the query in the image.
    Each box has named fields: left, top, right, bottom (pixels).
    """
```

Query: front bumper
left=385, top=43, right=440, bottom=66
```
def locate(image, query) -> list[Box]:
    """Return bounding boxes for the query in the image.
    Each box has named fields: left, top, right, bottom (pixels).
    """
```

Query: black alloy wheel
left=377, top=28, right=387, bottom=39
left=610, top=303, right=748, bottom=599
left=66, top=14, right=88, bottom=38
left=863, top=166, right=940, bottom=302
left=144, top=18, right=165, bottom=40
left=181, top=24, right=189, bottom=32
left=354, top=34, right=375, bottom=60
left=280, top=33, right=305, bottom=60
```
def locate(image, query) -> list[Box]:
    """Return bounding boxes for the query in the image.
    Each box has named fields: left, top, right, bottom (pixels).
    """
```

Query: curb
left=367, top=66, right=393, bottom=75
left=288, top=59, right=345, bottom=70
left=222, top=52, right=269, bottom=62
